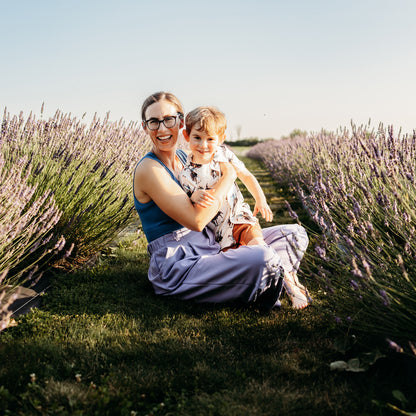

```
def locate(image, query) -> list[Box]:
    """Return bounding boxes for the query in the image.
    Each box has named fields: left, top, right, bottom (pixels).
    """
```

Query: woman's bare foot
left=292, top=272, right=306, bottom=291
left=284, top=272, right=311, bottom=309
left=288, top=271, right=313, bottom=301
left=284, top=282, right=309, bottom=309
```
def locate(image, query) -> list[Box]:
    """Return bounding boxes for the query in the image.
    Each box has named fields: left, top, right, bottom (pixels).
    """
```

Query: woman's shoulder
left=134, top=154, right=169, bottom=201
left=134, top=153, right=159, bottom=177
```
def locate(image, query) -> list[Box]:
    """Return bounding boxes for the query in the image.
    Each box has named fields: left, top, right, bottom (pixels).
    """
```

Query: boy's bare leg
left=247, top=237, right=266, bottom=246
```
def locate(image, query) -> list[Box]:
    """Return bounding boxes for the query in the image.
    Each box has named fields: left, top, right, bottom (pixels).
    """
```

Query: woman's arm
left=237, top=168, right=273, bottom=222
left=134, top=159, right=236, bottom=231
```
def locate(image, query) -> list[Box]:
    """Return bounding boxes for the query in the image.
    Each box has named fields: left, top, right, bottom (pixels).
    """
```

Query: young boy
left=179, top=106, right=311, bottom=309
left=180, top=106, right=271, bottom=251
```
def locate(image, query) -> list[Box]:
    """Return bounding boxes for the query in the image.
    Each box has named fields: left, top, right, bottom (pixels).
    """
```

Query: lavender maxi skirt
left=147, top=224, right=309, bottom=307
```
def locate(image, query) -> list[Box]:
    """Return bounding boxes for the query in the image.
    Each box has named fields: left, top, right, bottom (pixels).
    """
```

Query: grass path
left=0, top=154, right=413, bottom=415
left=236, top=155, right=320, bottom=242
left=237, top=155, right=300, bottom=226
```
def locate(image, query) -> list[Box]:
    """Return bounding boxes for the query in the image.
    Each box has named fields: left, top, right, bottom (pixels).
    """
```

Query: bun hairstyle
left=141, top=91, right=184, bottom=121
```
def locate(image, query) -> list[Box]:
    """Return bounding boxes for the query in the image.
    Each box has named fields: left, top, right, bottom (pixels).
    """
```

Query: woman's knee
left=278, top=223, right=309, bottom=251
left=240, top=244, right=281, bottom=269
left=294, top=224, right=309, bottom=251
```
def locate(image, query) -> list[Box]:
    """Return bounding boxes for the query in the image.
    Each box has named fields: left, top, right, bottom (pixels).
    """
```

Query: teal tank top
left=133, top=150, right=188, bottom=242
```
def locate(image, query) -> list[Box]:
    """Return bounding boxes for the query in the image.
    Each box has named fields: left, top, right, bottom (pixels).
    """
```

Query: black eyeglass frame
left=143, top=113, right=183, bottom=131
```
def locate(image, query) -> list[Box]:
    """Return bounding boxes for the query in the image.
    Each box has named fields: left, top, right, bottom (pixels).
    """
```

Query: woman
left=133, top=91, right=309, bottom=311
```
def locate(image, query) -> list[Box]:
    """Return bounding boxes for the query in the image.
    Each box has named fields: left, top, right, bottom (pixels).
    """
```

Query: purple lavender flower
left=315, top=245, right=327, bottom=260
left=283, top=200, right=298, bottom=220
left=404, top=242, right=411, bottom=255
left=386, top=338, right=403, bottom=353
left=63, top=243, right=75, bottom=259
left=350, top=280, right=359, bottom=290
left=402, top=212, right=411, bottom=223
left=379, top=290, right=390, bottom=306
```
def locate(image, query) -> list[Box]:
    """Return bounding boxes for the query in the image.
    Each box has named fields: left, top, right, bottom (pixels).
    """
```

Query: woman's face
left=143, top=100, right=183, bottom=152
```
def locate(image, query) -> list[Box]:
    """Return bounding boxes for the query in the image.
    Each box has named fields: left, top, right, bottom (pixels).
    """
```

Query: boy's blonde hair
left=185, top=106, right=227, bottom=139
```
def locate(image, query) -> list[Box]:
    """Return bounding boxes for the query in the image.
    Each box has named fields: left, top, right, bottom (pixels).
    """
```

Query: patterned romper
left=179, top=145, right=260, bottom=249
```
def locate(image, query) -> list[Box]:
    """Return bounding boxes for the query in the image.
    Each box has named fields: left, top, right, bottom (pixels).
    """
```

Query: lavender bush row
left=248, top=124, right=416, bottom=339
left=1, top=107, right=150, bottom=272
left=0, top=152, right=64, bottom=331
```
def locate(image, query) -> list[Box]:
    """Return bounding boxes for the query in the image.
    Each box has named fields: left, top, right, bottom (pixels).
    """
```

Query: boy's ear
left=182, top=129, right=190, bottom=142
left=221, top=134, right=227, bottom=143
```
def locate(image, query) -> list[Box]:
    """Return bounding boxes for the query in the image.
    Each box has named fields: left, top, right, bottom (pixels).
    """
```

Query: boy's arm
left=220, top=146, right=272, bottom=221
left=236, top=167, right=273, bottom=222
left=179, top=169, right=217, bottom=208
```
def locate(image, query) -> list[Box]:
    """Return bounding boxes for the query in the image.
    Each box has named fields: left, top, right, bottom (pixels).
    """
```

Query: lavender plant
left=248, top=124, right=416, bottom=339
left=1, top=107, right=150, bottom=268
left=0, top=151, right=63, bottom=330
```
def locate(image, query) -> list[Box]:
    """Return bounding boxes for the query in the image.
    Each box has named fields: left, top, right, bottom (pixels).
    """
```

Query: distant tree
left=225, top=137, right=262, bottom=147
left=235, top=124, right=242, bottom=140
left=281, top=129, right=308, bottom=140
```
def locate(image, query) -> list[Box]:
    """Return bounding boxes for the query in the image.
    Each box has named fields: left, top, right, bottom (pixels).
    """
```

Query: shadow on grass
left=3, top=248, right=412, bottom=415
left=1, top=159, right=415, bottom=415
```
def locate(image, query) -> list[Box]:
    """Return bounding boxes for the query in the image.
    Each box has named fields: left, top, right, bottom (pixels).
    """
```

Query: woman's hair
left=185, top=106, right=227, bottom=138
left=141, top=91, right=184, bottom=121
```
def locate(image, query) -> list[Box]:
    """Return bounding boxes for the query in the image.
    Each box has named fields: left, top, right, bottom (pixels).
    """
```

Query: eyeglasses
left=144, top=114, right=182, bottom=131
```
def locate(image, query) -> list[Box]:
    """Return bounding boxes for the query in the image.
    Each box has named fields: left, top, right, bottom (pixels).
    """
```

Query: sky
left=1, top=0, right=415, bottom=140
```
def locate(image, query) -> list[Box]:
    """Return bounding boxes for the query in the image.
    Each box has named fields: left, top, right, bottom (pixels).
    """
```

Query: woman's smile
left=157, top=134, right=172, bottom=142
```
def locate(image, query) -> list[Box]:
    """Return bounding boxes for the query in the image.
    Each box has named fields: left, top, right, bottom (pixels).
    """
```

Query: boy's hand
left=253, top=200, right=273, bottom=222
left=191, top=189, right=216, bottom=208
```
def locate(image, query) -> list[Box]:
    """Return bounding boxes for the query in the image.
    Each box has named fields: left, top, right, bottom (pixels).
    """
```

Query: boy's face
left=184, top=125, right=224, bottom=164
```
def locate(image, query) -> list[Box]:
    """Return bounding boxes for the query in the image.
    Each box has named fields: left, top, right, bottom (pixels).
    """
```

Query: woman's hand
left=191, top=189, right=217, bottom=208
left=253, top=200, right=274, bottom=222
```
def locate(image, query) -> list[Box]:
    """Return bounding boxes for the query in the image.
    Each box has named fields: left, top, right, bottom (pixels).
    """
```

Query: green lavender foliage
left=0, top=143, right=62, bottom=331
left=0, top=152, right=62, bottom=281
left=248, top=123, right=416, bottom=339
left=1, top=106, right=150, bottom=329
left=1, top=108, right=150, bottom=263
